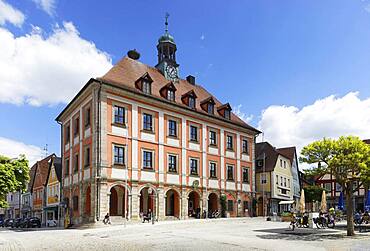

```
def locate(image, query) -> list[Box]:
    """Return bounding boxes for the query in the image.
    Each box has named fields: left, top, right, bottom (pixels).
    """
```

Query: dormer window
left=208, top=103, right=214, bottom=114
left=182, top=90, right=197, bottom=109
left=135, top=72, right=153, bottom=95
left=189, top=97, right=195, bottom=109
left=142, top=81, right=151, bottom=94
left=200, top=97, right=215, bottom=115
left=224, top=109, right=231, bottom=120
left=167, top=89, right=175, bottom=101
left=217, top=103, right=232, bottom=120
left=160, top=82, right=177, bottom=102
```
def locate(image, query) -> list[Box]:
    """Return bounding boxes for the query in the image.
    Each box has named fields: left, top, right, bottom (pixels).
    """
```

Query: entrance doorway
left=188, top=191, right=200, bottom=218
left=165, top=189, right=180, bottom=218
left=208, top=193, right=218, bottom=214
left=140, top=187, right=155, bottom=215
left=109, top=185, right=128, bottom=217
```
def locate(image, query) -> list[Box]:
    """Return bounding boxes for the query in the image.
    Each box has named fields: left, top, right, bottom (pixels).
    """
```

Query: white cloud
left=257, top=92, right=370, bottom=168
left=0, top=21, right=112, bottom=106
left=31, top=0, right=56, bottom=16
left=0, top=0, right=25, bottom=27
left=0, top=137, right=44, bottom=166
left=200, top=34, right=205, bottom=40
left=233, top=104, right=254, bottom=123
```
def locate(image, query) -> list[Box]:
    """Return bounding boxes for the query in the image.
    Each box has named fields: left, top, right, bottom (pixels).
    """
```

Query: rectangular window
left=226, top=135, right=233, bottom=150
left=242, top=140, right=248, bottom=153
left=280, top=159, right=283, bottom=167
left=209, top=162, right=217, bottom=178
left=167, top=89, right=175, bottom=101
left=72, top=196, right=78, bottom=211
left=143, top=151, right=153, bottom=169
left=242, top=167, right=249, bottom=183
left=85, top=107, right=91, bottom=128
left=208, top=103, right=214, bottom=114
left=114, top=106, right=125, bottom=125
left=224, top=110, right=231, bottom=120
left=114, top=146, right=125, bottom=165
left=261, top=174, right=267, bottom=184
left=288, top=179, right=290, bottom=188
left=336, top=183, right=342, bottom=191
left=84, top=147, right=90, bottom=167
left=227, top=165, right=234, bottom=181
left=142, top=81, right=151, bottom=94
left=209, top=130, right=217, bottom=145
left=280, top=177, right=283, bottom=186
left=284, top=177, right=287, bottom=187
left=64, top=158, right=69, bottom=176
left=168, top=120, right=177, bottom=137
left=276, top=175, right=278, bottom=185
left=143, top=113, right=153, bottom=131
left=190, top=159, right=198, bottom=175
left=190, top=125, right=198, bottom=142
left=74, top=118, right=79, bottom=136
left=65, top=125, right=70, bottom=143
left=284, top=161, right=286, bottom=168
left=324, top=183, right=331, bottom=192
left=74, top=154, right=79, bottom=173
left=168, top=155, right=177, bottom=173
left=189, top=97, right=195, bottom=109
left=227, top=200, right=234, bottom=212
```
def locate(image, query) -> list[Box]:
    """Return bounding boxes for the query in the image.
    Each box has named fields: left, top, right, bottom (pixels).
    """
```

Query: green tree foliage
left=0, top=155, right=30, bottom=208
left=303, top=185, right=326, bottom=202
left=300, top=136, right=370, bottom=236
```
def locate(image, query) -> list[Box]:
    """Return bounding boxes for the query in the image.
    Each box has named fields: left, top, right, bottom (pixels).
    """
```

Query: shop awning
left=279, top=200, right=295, bottom=205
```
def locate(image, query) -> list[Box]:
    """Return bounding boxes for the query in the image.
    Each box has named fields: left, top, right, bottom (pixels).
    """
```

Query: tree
left=300, top=136, right=370, bottom=236
left=0, top=155, right=30, bottom=208
left=304, top=185, right=326, bottom=203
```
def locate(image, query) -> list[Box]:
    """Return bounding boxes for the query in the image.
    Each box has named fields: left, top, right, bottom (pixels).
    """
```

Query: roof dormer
left=200, top=97, right=216, bottom=115
left=135, top=72, right=153, bottom=95
left=217, top=103, right=232, bottom=120
left=160, top=82, right=177, bottom=102
left=181, top=90, right=197, bottom=109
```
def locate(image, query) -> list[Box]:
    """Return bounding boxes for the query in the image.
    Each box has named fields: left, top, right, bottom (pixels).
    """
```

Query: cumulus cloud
left=258, top=92, right=370, bottom=167
left=0, top=22, right=112, bottom=106
left=233, top=104, right=254, bottom=123
left=0, top=137, right=44, bottom=166
left=0, top=0, right=25, bottom=27
left=31, top=0, right=56, bottom=16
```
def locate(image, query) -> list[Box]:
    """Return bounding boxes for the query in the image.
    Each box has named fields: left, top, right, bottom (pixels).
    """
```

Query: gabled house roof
left=255, top=142, right=292, bottom=173
left=44, top=156, right=62, bottom=186
left=30, top=154, right=55, bottom=192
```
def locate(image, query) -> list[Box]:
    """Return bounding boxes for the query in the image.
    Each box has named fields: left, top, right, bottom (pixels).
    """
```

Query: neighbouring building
left=21, top=163, right=37, bottom=218
left=56, top=17, right=260, bottom=224
left=30, top=154, right=55, bottom=225
left=255, top=142, right=295, bottom=216
left=44, top=156, right=62, bottom=227
left=5, top=192, right=21, bottom=219
left=277, top=147, right=301, bottom=204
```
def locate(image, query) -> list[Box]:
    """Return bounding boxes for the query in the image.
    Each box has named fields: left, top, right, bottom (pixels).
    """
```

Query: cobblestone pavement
left=0, top=218, right=369, bottom=251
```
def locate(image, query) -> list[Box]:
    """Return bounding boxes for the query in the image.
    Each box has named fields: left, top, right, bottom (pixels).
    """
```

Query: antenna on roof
left=43, top=144, right=48, bottom=158
left=165, top=12, right=169, bottom=34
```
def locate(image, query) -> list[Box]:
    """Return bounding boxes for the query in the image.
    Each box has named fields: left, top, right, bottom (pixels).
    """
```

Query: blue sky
left=1, top=0, right=370, bottom=164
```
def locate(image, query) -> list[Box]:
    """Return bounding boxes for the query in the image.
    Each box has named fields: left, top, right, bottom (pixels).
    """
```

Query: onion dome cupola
left=156, top=13, right=179, bottom=82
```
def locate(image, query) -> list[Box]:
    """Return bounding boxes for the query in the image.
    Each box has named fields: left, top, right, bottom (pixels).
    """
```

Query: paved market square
left=1, top=218, right=369, bottom=251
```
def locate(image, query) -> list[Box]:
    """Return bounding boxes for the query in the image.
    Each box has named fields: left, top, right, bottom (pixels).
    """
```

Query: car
left=25, top=217, right=41, bottom=228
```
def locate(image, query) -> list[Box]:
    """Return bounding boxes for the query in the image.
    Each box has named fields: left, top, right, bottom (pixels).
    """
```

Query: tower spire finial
left=165, top=12, right=169, bottom=34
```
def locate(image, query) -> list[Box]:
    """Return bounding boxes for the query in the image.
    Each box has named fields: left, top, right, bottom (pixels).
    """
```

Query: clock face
left=165, top=65, right=178, bottom=80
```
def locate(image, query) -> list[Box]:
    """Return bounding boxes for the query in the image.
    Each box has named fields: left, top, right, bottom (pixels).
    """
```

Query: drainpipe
left=96, top=81, right=102, bottom=221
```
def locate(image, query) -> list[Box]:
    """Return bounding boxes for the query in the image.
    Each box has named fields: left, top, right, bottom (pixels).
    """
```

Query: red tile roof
left=98, top=56, right=259, bottom=133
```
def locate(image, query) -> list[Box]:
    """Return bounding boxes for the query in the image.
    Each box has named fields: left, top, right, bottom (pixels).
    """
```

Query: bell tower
left=155, top=13, right=179, bottom=82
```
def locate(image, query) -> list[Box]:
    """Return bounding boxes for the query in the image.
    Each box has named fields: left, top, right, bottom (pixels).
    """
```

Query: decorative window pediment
left=200, top=97, right=216, bottom=114
left=160, top=82, right=177, bottom=101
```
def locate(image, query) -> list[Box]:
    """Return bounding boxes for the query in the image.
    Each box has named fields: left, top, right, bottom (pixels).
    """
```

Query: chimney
left=127, top=49, right=140, bottom=60
left=186, top=75, right=195, bottom=85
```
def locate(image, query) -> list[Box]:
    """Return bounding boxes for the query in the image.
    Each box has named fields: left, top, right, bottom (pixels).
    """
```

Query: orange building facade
left=57, top=20, right=260, bottom=224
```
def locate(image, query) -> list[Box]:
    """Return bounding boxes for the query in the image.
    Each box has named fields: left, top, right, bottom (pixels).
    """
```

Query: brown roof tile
left=99, top=57, right=259, bottom=133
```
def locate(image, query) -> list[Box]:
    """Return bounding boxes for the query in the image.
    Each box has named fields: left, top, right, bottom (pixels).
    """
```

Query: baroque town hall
left=56, top=17, right=260, bottom=224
